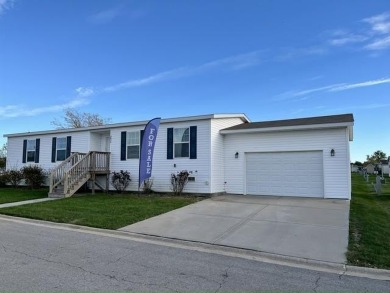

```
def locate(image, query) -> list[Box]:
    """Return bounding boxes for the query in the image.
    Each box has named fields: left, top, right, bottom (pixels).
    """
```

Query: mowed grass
left=0, top=188, right=48, bottom=204
left=0, top=193, right=200, bottom=229
left=347, top=173, right=390, bottom=269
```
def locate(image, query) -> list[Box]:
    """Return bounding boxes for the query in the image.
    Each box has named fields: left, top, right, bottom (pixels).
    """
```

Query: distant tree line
left=353, top=150, right=388, bottom=167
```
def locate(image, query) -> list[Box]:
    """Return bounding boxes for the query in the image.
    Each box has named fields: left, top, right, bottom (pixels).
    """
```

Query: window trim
left=56, top=137, right=67, bottom=161
left=26, top=139, right=36, bottom=163
left=126, top=131, right=141, bottom=159
left=173, top=127, right=190, bottom=158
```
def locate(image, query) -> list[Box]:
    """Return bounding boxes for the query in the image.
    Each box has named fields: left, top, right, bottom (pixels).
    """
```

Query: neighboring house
left=351, top=164, right=359, bottom=173
left=4, top=113, right=354, bottom=199
left=365, top=164, right=375, bottom=174
left=380, top=159, right=389, bottom=175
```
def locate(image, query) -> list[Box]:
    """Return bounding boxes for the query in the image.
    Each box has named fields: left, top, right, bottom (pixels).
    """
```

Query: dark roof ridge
left=222, top=113, right=354, bottom=131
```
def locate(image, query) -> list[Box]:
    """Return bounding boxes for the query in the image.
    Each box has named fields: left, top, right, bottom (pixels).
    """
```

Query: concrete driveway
left=120, top=195, right=350, bottom=264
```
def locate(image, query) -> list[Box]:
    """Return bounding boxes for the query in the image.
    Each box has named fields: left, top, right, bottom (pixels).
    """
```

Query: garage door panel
left=246, top=151, right=324, bottom=198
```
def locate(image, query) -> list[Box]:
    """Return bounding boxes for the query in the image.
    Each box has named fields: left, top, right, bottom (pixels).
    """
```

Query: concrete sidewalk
left=120, top=195, right=350, bottom=263
left=0, top=198, right=58, bottom=208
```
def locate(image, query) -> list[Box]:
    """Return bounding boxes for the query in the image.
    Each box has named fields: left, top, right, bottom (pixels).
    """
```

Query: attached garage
left=245, top=151, right=324, bottom=197
left=221, top=114, right=354, bottom=200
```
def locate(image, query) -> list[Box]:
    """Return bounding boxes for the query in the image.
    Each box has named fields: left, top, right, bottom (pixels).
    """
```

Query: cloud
left=103, top=67, right=188, bottom=92
left=326, top=12, right=390, bottom=51
left=196, top=50, right=264, bottom=71
left=328, top=33, right=368, bottom=46
left=327, top=103, right=390, bottom=113
left=275, top=84, right=343, bottom=100
left=363, top=12, right=390, bottom=34
left=364, top=35, right=390, bottom=50
left=0, top=98, right=89, bottom=118
left=276, top=77, right=390, bottom=100
left=75, top=87, right=95, bottom=97
left=362, top=12, right=390, bottom=50
left=87, top=6, right=122, bottom=25
left=0, top=0, right=15, bottom=15
left=103, top=50, right=264, bottom=92
left=1, top=50, right=264, bottom=119
left=275, top=46, right=327, bottom=62
left=329, top=77, right=390, bottom=91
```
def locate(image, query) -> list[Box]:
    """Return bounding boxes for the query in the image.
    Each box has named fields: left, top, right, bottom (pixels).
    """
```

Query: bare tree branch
left=51, top=108, right=111, bottom=129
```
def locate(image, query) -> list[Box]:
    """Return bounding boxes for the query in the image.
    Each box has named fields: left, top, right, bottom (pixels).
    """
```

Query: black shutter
left=35, top=139, right=40, bottom=163
left=167, top=128, right=173, bottom=159
left=140, top=130, right=145, bottom=159
left=140, top=130, right=145, bottom=147
left=66, top=136, right=72, bottom=158
left=190, top=126, right=197, bottom=159
left=22, top=140, right=27, bottom=163
left=51, top=137, right=57, bottom=163
left=120, top=131, right=127, bottom=161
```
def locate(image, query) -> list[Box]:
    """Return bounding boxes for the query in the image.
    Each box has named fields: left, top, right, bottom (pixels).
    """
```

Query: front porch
left=49, top=151, right=110, bottom=198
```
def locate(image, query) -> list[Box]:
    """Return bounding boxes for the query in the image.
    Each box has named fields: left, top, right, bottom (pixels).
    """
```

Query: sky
left=0, top=0, right=389, bottom=162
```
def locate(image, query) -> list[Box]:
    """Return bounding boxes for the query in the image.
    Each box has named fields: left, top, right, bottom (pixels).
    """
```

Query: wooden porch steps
left=48, top=151, right=110, bottom=198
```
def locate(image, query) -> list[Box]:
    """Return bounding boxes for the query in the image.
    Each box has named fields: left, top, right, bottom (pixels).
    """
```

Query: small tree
left=51, top=108, right=111, bottom=129
left=111, top=170, right=131, bottom=193
left=171, top=170, right=189, bottom=195
left=21, top=165, right=46, bottom=189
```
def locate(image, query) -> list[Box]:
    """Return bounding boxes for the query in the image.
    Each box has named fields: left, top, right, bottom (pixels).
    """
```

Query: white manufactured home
left=4, top=113, right=354, bottom=199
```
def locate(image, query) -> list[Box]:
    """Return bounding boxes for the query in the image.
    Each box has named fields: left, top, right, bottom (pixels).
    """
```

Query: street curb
left=0, top=214, right=389, bottom=281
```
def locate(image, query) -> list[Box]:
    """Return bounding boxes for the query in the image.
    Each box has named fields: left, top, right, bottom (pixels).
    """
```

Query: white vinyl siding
left=6, top=132, right=89, bottom=171
left=109, top=120, right=211, bottom=193
left=223, top=128, right=351, bottom=199
left=210, top=118, right=246, bottom=193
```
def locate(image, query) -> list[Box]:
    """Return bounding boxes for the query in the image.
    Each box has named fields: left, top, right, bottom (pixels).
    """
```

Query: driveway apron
left=120, top=195, right=350, bottom=263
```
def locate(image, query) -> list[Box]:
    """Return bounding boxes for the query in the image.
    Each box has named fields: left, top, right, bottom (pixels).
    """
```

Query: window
left=173, top=128, right=189, bottom=158
left=26, top=140, right=36, bottom=162
left=56, top=137, right=67, bottom=161
left=127, top=131, right=140, bottom=159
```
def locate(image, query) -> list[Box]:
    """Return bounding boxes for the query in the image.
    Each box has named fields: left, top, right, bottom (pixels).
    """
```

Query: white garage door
left=246, top=151, right=324, bottom=198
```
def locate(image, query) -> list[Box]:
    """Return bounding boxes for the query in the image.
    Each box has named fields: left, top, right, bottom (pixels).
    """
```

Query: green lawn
left=0, top=188, right=48, bottom=204
left=0, top=193, right=200, bottom=229
left=347, top=173, right=390, bottom=269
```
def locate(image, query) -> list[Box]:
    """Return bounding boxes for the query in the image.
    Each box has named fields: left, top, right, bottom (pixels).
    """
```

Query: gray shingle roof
left=222, top=113, right=354, bottom=131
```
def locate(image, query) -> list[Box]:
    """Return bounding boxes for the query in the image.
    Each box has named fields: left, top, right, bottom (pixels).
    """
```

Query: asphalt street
left=0, top=217, right=388, bottom=292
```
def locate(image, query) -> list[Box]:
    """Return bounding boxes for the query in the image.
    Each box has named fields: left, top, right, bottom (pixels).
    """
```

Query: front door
left=104, top=136, right=111, bottom=152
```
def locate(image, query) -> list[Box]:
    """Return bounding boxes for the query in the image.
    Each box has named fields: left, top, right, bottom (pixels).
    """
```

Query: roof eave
left=220, top=122, right=354, bottom=135
left=3, top=113, right=249, bottom=138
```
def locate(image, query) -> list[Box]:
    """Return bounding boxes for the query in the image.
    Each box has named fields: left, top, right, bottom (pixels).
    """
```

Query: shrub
left=141, top=178, right=154, bottom=194
left=21, top=165, right=46, bottom=189
left=111, top=170, right=131, bottom=193
left=171, top=170, right=189, bottom=195
left=0, top=157, right=5, bottom=169
left=5, top=169, right=23, bottom=188
left=0, top=172, right=8, bottom=187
